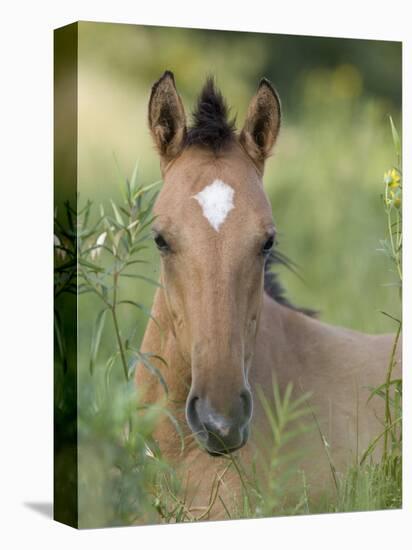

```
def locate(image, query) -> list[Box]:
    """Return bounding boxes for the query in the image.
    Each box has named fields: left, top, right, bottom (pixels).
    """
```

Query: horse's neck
left=255, top=292, right=394, bottom=400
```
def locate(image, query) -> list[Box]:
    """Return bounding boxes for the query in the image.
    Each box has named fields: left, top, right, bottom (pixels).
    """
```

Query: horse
left=136, top=71, right=401, bottom=520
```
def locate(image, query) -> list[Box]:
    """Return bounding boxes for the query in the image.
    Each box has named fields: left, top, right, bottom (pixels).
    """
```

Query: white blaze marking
left=192, top=179, right=235, bottom=232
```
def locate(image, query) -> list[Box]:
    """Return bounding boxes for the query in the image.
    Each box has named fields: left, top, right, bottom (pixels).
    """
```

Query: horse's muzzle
left=185, top=390, right=253, bottom=455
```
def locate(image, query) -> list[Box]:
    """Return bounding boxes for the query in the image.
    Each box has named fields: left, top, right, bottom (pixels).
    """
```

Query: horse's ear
left=148, top=71, right=187, bottom=164
left=239, top=78, right=281, bottom=171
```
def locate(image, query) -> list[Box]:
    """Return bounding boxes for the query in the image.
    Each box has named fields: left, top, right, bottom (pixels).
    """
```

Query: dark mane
left=264, top=252, right=317, bottom=317
left=185, top=77, right=236, bottom=151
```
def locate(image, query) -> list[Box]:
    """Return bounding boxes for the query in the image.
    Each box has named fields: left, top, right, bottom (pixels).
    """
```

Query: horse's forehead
left=155, top=148, right=272, bottom=232
left=192, top=179, right=235, bottom=232
left=158, top=175, right=266, bottom=231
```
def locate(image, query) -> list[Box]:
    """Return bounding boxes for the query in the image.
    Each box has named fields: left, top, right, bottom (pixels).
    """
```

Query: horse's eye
left=262, top=235, right=275, bottom=255
left=154, top=233, right=169, bottom=252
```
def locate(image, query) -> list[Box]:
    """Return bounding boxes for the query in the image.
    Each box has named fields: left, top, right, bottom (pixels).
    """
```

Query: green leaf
left=135, top=179, right=162, bottom=198
left=82, top=201, right=92, bottom=232
left=111, top=200, right=125, bottom=227
left=129, top=349, right=168, bottom=396
left=125, top=259, right=148, bottom=267
left=130, top=243, right=149, bottom=254
left=118, top=300, right=162, bottom=330
left=54, top=309, right=68, bottom=372
left=105, top=215, right=124, bottom=232
left=78, top=258, right=105, bottom=273
left=65, top=201, right=75, bottom=233
left=389, top=116, right=401, bottom=165
left=54, top=259, right=77, bottom=273
left=120, top=206, right=131, bottom=218
left=130, top=159, right=140, bottom=193
left=360, top=417, right=402, bottom=465
left=125, top=324, right=138, bottom=350
left=78, top=215, right=105, bottom=239
left=135, top=217, right=156, bottom=237
left=378, top=310, right=401, bottom=324
left=366, top=379, right=403, bottom=404
left=145, top=353, right=168, bottom=368
left=89, top=308, right=109, bottom=374
left=104, top=351, right=120, bottom=391
left=120, top=273, right=162, bottom=287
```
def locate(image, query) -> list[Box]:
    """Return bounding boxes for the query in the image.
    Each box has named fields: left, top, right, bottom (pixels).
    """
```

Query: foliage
left=360, top=116, right=402, bottom=504
left=235, top=381, right=314, bottom=519
left=310, top=118, right=402, bottom=515
left=54, top=168, right=183, bottom=527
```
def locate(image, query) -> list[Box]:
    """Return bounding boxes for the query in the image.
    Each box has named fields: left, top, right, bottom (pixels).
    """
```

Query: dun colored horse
left=136, top=71, right=401, bottom=519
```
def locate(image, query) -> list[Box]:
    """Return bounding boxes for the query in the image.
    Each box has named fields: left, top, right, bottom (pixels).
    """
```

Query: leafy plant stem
left=383, top=322, right=401, bottom=460
left=112, top=271, right=129, bottom=381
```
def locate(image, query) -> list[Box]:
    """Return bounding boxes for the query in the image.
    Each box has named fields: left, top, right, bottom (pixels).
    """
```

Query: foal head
left=148, top=72, right=281, bottom=455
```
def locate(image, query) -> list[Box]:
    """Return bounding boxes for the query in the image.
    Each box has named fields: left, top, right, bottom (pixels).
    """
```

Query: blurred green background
left=76, top=21, right=401, bottom=349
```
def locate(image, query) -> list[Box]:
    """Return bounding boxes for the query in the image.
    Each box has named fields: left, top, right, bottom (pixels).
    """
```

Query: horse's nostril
left=186, top=395, right=198, bottom=419
left=186, top=395, right=204, bottom=434
left=240, top=389, right=253, bottom=420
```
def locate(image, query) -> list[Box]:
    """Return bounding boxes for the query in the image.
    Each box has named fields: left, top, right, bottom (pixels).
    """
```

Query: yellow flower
left=384, top=168, right=401, bottom=189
